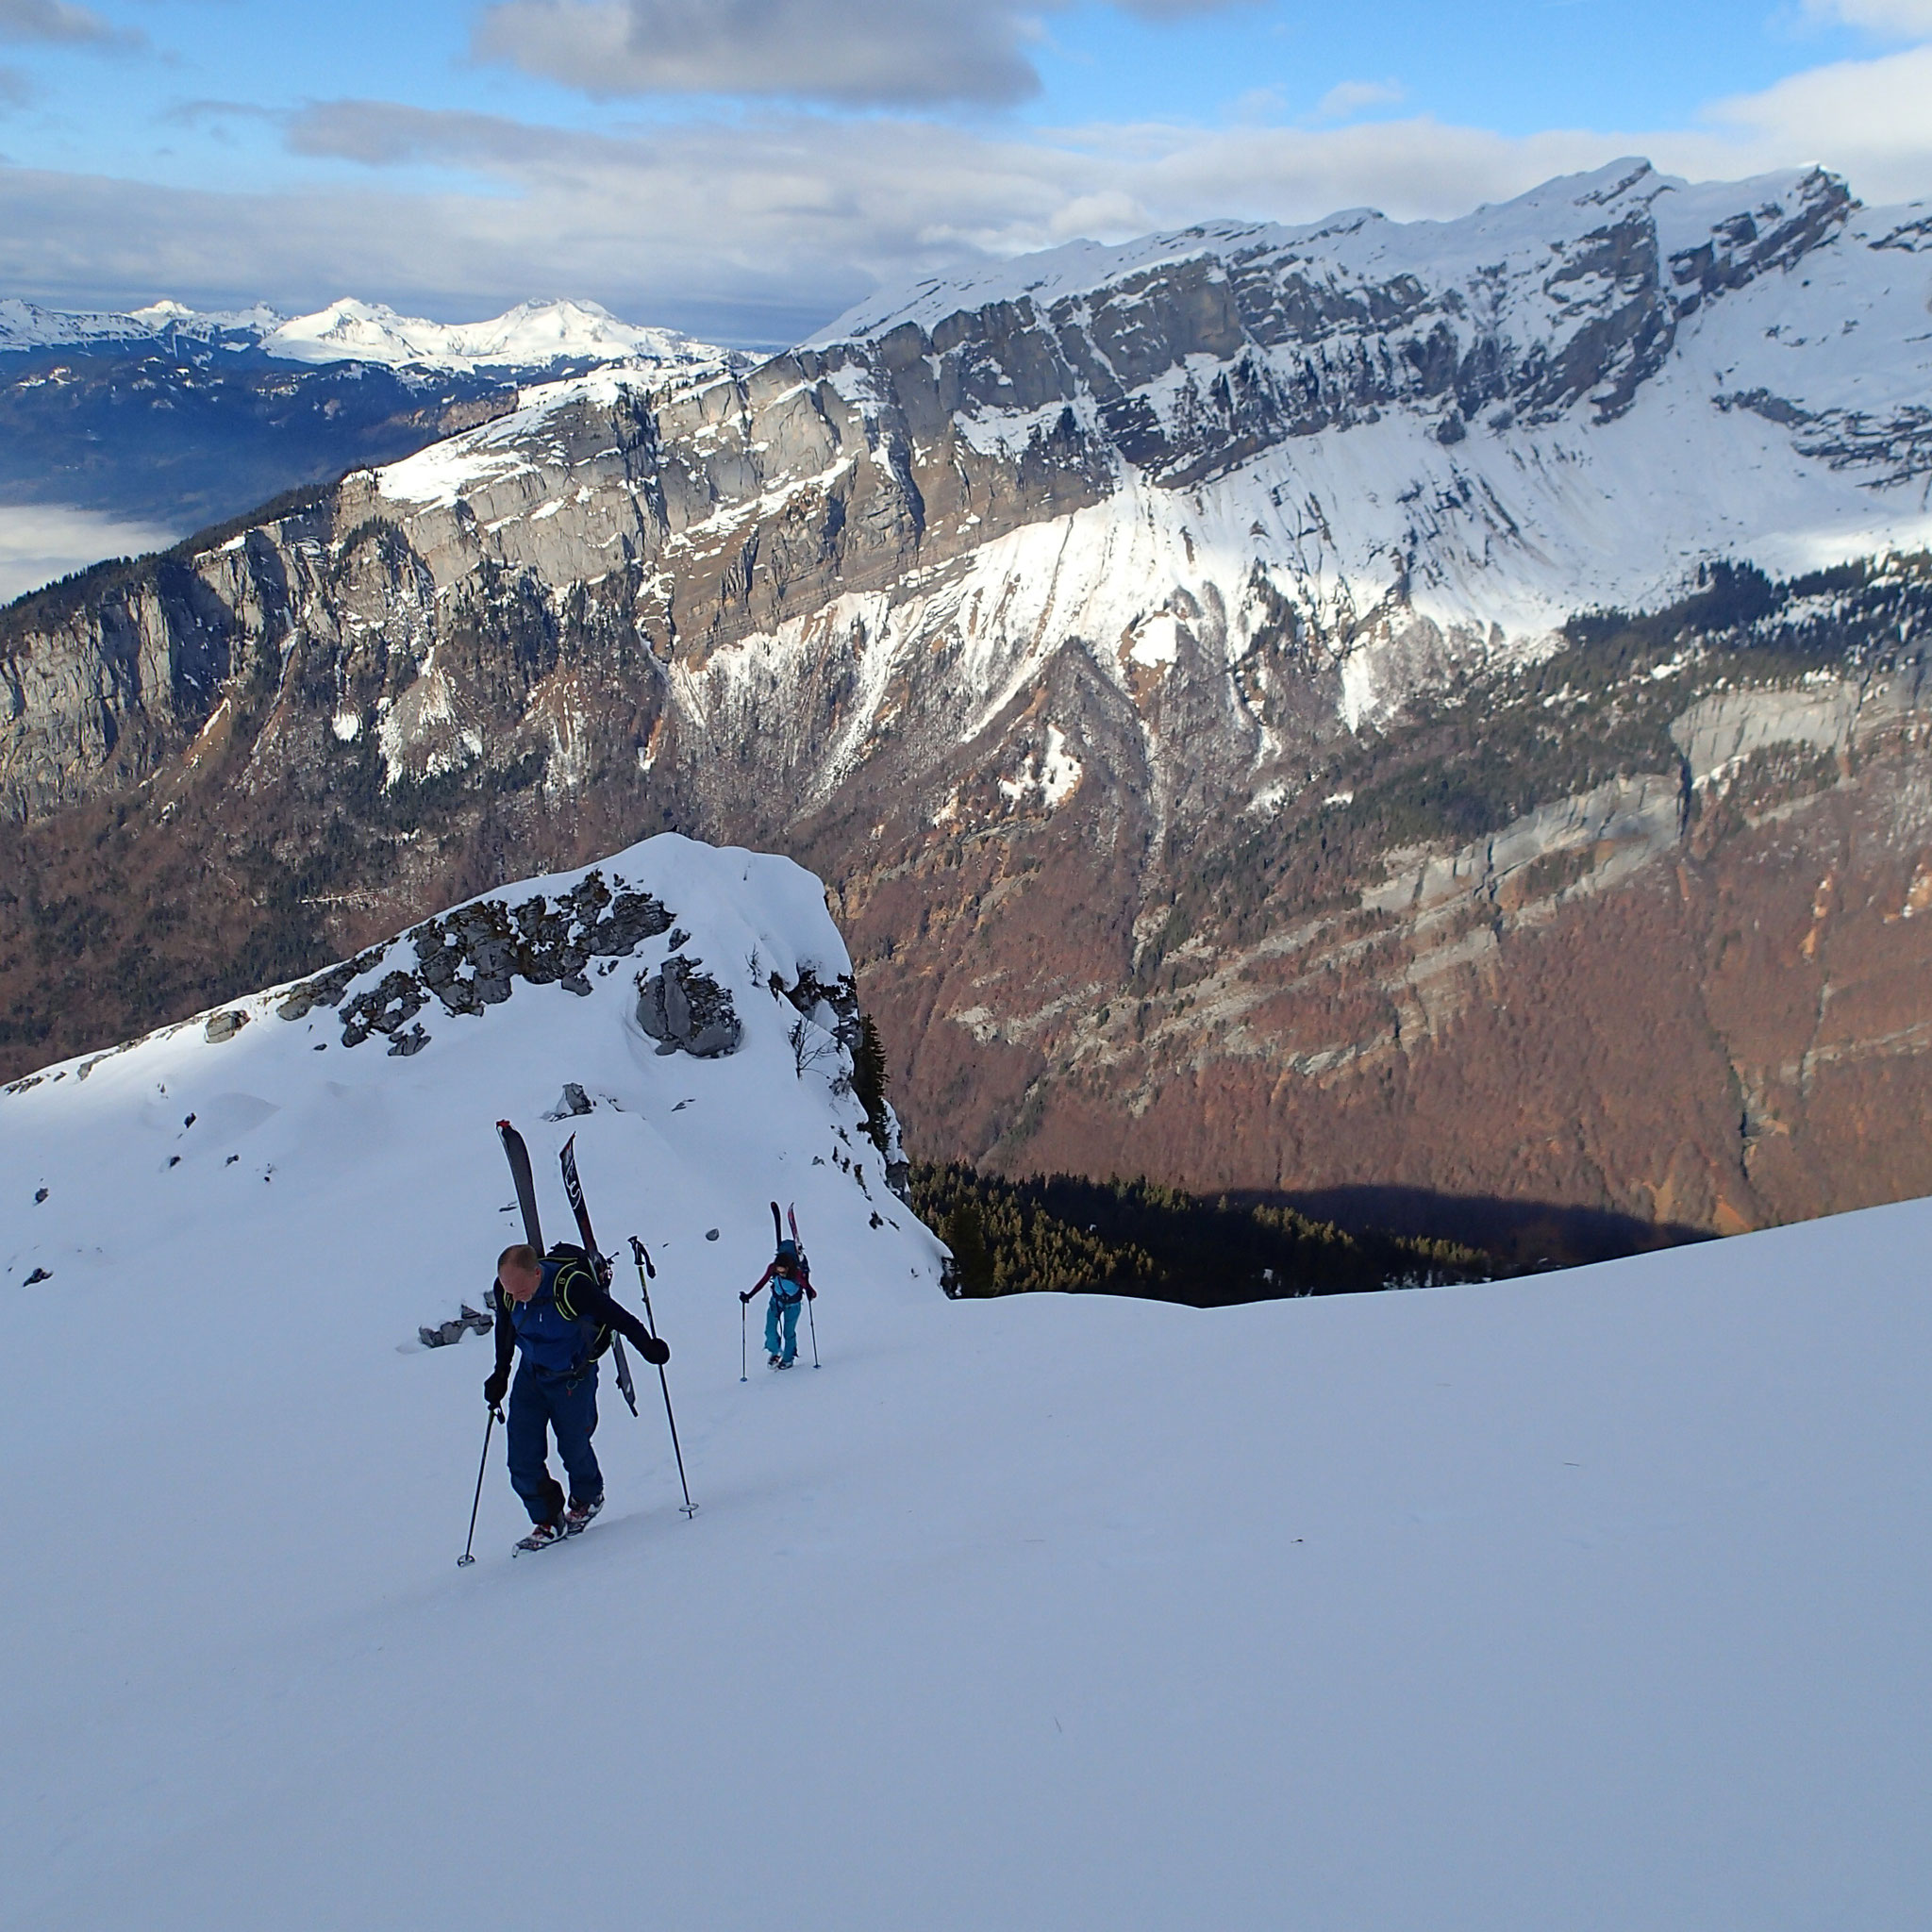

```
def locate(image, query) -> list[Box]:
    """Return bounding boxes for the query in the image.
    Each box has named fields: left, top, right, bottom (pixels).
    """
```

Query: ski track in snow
left=2, top=833, right=1931, bottom=1929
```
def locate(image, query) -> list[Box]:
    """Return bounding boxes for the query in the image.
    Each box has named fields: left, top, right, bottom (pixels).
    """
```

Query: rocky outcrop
left=773, top=966, right=864, bottom=1056
left=273, top=866, right=675, bottom=1052
left=636, top=955, right=741, bottom=1058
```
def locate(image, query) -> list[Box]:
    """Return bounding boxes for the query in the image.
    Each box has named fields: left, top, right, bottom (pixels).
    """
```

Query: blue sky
left=1, top=0, right=1928, bottom=342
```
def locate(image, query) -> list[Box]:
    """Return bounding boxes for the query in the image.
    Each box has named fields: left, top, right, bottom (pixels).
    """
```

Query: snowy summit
left=258, top=296, right=742, bottom=376
left=0, top=293, right=745, bottom=379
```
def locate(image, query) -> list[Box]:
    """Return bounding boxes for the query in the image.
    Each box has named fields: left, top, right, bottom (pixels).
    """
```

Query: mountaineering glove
left=641, top=1336, right=671, bottom=1367
left=740, top=1291, right=755, bottom=1304
left=483, top=1368, right=509, bottom=1408
left=806, top=1287, right=817, bottom=1300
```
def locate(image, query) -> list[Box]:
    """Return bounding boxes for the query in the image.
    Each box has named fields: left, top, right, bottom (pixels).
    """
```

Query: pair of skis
left=499, top=1118, right=638, bottom=1414
left=495, top=1119, right=696, bottom=1517
left=771, top=1198, right=820, bottom=1371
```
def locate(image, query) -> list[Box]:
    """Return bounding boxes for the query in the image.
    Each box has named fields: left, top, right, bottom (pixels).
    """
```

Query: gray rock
left=636, top=954, right=741, bottom=1058
left=341, top=970, right=428, bottom=1047
left=205, top=1009, right=249, bottom=1044
left=417, top=1306, right=493, bottom=1348
left=547, top=1083, right=593, bottom=1119
left=774, top=967, right=865, bottom=1054
left=277, top=950, right=383, bottom=1022
left=294, top=870, right=679, bottom=1052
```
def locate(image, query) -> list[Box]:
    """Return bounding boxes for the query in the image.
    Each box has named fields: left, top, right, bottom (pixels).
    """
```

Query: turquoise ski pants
left=765, top=1293, right=801, bottom=1363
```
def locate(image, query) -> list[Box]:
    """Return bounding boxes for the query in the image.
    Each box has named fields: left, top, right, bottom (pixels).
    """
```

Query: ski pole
left=741, top=1294, right=748, bottom=1382
left=458, top=1405, right=502, bottom=1569
left=629, top=1237, right=697, bottom=1518
left=806, top=1290, right=820, bottom=1368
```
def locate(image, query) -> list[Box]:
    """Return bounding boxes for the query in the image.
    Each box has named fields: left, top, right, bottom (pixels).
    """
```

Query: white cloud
left=3, top=35, right=1931, bottom=348
left=0, top=504, right=179, bottom=604
left=1690, top=43, right=1932, bottom=203
left=1310, top=78, right=1407, bottom=123
left=473, top=0, right=1254, bottom=108
left=1803, top=0, right=1932, bottom=35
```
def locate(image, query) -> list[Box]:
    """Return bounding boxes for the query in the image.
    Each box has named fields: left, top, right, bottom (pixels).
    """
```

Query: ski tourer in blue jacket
left=485, top=1242, right=667, bottom=1548
left=741, top=1241, right=814, bottom=1369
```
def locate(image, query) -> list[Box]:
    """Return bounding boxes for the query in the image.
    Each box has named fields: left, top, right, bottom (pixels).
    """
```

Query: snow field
left=3, top=836, right=1929, bottom=1929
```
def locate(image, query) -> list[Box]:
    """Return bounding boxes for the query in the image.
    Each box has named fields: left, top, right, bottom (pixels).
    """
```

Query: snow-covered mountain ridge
left=7, top=159, right=1932, bottom=1252
left=3, top=832, right=920, bottom=1351
left=5, top=832, right=1929, bottom=1928
left=338, top=157, right=1932, bottom=719
left=0, top=296, right=748, bottom=565
left=0, top=293, right=743, bottom=378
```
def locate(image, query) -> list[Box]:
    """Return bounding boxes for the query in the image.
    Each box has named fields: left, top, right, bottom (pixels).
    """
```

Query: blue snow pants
left=507, top=1358, right=602, bottom=1524
left=765, top=1293, right=801, bottom=1364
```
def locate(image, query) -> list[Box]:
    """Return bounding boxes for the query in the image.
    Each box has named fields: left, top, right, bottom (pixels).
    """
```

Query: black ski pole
left=806, top=1289, right=820, bottom=1368
left=458, top=1404, right=502, bottom=1569
left=629, top=1237, right=697, bottom=1518
left=741, top=1294, right=748, bottom=1382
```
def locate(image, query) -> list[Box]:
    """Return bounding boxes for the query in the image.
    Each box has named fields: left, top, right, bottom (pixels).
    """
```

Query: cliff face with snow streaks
left=5, top=158, right=1932, bottom=1254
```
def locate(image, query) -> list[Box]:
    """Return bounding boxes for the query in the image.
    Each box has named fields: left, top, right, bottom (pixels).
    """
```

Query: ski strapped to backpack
left=499, top=1120, right=544, bottom=1251
left=767, top=1199, right=820, bottom=1368
left=560, top=1133, right=638, bottom=1418
left=495, top=1120, right=637, bottom=1413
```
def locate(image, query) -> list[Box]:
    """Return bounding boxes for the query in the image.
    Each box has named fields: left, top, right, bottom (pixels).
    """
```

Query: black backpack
left=541, top=1241, right=614, bottom=1363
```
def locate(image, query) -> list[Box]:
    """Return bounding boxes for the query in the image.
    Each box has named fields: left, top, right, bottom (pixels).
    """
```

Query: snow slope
left=3, top=834, right=1929, bottom=1930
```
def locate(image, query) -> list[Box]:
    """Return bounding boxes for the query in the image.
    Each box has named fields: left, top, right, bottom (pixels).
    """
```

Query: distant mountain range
left=0, top=293, right=742, bottom=376
left=0, top=295, right=746, bottom=552
left=6, top=158, right=1932, bottom=1260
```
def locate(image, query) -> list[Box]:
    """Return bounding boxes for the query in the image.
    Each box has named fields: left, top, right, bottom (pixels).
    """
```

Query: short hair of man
left=498, top=1243, right=540, bottom=1275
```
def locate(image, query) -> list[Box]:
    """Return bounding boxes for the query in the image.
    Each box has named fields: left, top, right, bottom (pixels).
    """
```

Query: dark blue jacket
left=491, top=1249, right=659, bottom=1379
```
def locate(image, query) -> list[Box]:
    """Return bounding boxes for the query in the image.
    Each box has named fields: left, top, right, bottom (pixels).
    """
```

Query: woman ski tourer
left=486, top=1242, right=669, bottom=1553
left=742, top=1238, right=815, bottom=1370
